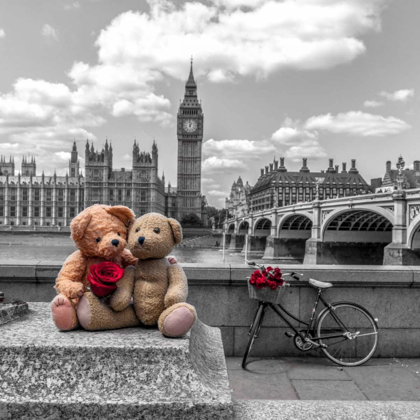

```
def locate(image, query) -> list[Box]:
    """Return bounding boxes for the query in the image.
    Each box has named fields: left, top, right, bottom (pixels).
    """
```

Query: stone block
left=0, top=302, right=29, bottom=326
left=0, top=303, right=233, bottom=419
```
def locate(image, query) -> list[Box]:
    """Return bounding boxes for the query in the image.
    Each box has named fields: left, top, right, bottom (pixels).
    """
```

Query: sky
left=0, top=0, right=419, bottom=207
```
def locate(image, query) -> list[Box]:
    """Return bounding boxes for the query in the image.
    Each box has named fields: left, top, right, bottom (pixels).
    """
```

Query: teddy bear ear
left=106, top=206, right=135, bottom=227
left=167, top=218, right=183, bottom=245
left=70, top=208, right=92, bottom=242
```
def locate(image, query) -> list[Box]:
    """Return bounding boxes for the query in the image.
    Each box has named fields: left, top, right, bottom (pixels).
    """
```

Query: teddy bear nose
left=138, top=236, right=145, bottom=245
left=111, top=239, right=120, bottom=247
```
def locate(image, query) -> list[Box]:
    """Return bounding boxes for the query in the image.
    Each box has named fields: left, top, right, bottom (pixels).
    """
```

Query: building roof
left=251, top=170, right=368, bottom=194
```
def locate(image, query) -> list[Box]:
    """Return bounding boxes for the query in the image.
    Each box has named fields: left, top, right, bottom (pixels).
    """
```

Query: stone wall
left=1, top=262, right=419, bottom=358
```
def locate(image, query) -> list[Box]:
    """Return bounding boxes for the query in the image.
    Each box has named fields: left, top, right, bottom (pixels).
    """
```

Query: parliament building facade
left=0, top=64, right=206, bottom=228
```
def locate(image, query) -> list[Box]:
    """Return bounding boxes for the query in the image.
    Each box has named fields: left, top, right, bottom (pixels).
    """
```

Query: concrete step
left=233, top=400, right=420, bottom=420
left=0, top=303, right=233, bottom=419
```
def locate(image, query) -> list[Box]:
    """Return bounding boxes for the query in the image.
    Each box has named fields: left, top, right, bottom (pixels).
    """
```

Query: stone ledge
left=1, top=261, right=420, bottom=287
left=0, top=302, right=29, bottom=326
left=0, top=303, right=233, bottom=419
left=233, top=400, right=420, bottom=420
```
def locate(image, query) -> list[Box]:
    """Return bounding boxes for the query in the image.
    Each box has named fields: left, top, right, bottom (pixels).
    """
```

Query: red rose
left=87, top=262, right=124, bottom=297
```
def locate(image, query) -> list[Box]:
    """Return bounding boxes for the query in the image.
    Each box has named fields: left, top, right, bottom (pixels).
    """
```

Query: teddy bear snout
left=111, top=239, right=119, bottom=247
left=138, top=237, right=145, bottom=245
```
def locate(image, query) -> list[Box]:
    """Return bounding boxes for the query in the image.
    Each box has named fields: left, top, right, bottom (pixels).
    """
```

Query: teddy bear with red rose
left=119, top=213, right=196, bottom=337
left=51, top=204, right=142, bottom=331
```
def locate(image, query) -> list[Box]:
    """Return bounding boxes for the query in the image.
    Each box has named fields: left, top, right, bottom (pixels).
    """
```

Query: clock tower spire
left=176, top=59, right=204, bottom=221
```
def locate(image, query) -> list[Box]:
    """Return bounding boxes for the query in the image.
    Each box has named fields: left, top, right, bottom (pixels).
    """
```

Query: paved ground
left=226, top=357, right=420, bottom=401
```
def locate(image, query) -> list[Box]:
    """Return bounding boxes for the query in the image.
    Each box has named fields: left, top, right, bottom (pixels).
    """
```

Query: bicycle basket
left=247, top=281, right=287, bottom=304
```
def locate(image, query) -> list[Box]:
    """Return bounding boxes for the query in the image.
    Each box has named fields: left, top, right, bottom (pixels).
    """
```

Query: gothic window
left=22, top=189, right=28, bottom=201
left=46, top=207, right=52, bottom=217
left=34, top=207, right=40, bottom=217
left=70, top=207, right=76, bottom=218
left=141, top=190, right=146, bottom=202
left=22, top=207, right=28, bottom=217
left=10, top=206, right=16, bottom=217
left=58, top=207, right=64, bottom=218
left=70, top=190, right=76, bottom=201
left=93, top=169, right=100, bottom=181
left=10, top=189, right=16, bottom=201
left=118, top=190, right=123, bottom=201
left=46, top=189, right=52, bottom=201
left=126, top=190, right=131, bottom=199
left=58, top=189, right=64, bottom=201
left=34, top=189, right=40, bottom=201
left=71, top=168, right=75, bottom=177
left=0, top=206, right=3, bottom=216
left=141, top=170, right=147, bottom=182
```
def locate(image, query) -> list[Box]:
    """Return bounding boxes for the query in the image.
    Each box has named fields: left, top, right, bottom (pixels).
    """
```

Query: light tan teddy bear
left=51, top=205, right=140, bottom=331
left=117, top=213, right=196, bottom=337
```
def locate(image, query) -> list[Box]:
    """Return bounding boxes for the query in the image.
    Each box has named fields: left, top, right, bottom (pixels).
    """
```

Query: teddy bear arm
left=164, top=264, right=188, bottom=308
left=55, top=250, right=87, bottom=299
left=120, top=248, right=138, bottom=267
left=110, top=265, right=136, bottom=312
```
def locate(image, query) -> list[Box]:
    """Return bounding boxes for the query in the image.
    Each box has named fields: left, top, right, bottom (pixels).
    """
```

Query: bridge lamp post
left=314, top=177, right=322, bottom=200
left=396, top=157, right=405, bottom=191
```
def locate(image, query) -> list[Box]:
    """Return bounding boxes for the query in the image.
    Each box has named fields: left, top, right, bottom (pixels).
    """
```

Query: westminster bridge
left=223, top=188, right=420, bottom=265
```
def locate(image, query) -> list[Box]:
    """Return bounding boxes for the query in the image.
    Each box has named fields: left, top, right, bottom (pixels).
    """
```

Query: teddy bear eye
left=96, top=237, right=101, bottom=243
left=117, top=232, right=121, bottom=236
left=135, top=227, right=140, bottom=233
left=154, top=227, right=160, bottom=234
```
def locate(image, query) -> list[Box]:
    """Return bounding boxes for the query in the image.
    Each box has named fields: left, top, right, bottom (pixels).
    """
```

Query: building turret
left=69, top=141, right=80, bottom=177
left=349, top=159, right=359, bottom=174
left=21, top=155, right=36, bottom=176
left=0, top=155, right=15, bottom=175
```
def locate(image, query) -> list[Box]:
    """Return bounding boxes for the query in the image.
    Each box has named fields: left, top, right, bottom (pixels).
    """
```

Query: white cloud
left=55, top=152, right=71, bottom=161
left=380, top=89, right=414, bottom=102
left=0, top=29, right=5, bottom=39
left=305, top=111, right=411, bottom=137
left=41, top=24, right=59, bottom=42
left=90, top=0, right=384, bottom=85
left=64, top=2, right=80, bottom=10
left=202, top=156, right=246, bottom=173
left=363, top=100, right=384, bottom=108
left=271, top=117, right=326, bottom=161
left=203, top=139, right=275, bottom=159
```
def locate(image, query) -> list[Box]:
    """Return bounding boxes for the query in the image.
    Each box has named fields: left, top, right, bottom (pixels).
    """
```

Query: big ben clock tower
left=177, top=59, right=203, bottom=221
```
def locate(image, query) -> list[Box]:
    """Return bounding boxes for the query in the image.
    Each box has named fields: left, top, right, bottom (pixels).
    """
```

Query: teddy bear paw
left=51, top=294, right=79, bottom=331
left=160, top=304, right=196, bottom=338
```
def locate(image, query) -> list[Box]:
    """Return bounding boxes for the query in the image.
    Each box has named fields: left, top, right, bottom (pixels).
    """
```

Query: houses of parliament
left=0, top=63, right=206, bottom=228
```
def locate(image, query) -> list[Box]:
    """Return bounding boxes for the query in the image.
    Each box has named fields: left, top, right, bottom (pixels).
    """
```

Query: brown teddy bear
left=51, top=204, right=140, bottom=331
left=122, top=212, right=196, bottom=337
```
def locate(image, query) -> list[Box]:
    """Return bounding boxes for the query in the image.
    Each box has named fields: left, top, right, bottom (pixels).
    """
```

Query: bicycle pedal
left=285, top=331, right=295, bottom=338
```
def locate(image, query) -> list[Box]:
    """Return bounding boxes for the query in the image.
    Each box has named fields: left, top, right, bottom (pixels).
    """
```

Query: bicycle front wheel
left=317, top=303, right=378, bottom=367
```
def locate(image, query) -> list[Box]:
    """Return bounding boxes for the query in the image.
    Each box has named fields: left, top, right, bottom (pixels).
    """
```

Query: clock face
left=183, top=119, right=197, bottom=133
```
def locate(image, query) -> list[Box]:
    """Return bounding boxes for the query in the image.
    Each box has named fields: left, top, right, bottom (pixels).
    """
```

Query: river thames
left=0, top=233, right=270, bottom=265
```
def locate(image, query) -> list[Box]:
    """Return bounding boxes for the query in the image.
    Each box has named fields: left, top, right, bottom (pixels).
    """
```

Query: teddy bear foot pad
left=0, top=302, right=233, bottom=419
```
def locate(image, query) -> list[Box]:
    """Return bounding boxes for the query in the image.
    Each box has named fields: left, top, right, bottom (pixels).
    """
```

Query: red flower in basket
left=87, top=262, right=124, bottom=297
left=249, top=266, right=285, bottom=290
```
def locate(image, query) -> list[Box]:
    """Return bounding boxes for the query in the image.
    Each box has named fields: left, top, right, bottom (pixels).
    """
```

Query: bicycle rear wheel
left=242, top=303, right=265, bottom=369
left=317, top=303, right=378, bottom=367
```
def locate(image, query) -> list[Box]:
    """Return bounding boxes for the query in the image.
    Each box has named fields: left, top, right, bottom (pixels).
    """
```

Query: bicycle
left=242, top=261, right=379, bottom=368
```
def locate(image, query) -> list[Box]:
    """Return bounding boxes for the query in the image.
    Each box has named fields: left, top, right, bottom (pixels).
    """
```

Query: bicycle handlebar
left=245, top=260, right=303, bottom=281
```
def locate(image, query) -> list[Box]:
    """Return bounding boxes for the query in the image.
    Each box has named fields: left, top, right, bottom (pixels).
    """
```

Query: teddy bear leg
left=51, top=294, right=79, bottom=331
left=77, top=292, right=140, bottom=331
left=158, top=303, right=197, bottom=337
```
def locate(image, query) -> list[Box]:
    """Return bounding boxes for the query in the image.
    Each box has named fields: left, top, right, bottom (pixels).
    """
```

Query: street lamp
left=396, top=156, right=405, bottom=191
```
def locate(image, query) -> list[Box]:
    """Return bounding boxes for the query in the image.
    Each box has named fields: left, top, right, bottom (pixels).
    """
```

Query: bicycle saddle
left=309, top=278, right=333, bottom=289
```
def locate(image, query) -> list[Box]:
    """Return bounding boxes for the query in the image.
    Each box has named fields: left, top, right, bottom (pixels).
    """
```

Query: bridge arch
left=237, top=220, right=249, bottom=235
left=227, top=223, right=235, bottom=234
left=321, top=207, right=393, bottom=265
left=407, top=214, right=420, bottom=250
left=278, top=212, right=313, bottom=239
left=253, top=217, right=272, bottom=237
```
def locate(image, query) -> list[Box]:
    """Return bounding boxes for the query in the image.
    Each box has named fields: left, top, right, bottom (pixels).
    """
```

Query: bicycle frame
left=253, top=288, right=349, bottom=346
